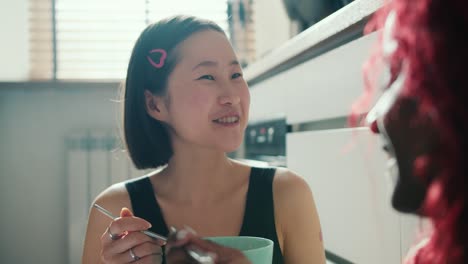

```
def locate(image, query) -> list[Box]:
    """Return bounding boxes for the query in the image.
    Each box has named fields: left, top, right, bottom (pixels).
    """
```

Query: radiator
left=66, top=130, right=143, bottom=264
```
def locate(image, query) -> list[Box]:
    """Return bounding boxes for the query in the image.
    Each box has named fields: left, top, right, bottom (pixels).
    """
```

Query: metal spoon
left=93, top=203, right=167, bottom=241
left=93, top=203, right=214, bottom=264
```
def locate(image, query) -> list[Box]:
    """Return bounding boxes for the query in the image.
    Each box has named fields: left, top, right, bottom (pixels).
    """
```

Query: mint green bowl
left=206, top=236, right=274, bottom=264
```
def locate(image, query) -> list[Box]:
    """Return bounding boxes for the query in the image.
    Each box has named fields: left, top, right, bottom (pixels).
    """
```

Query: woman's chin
left=391, top=179, right=427, bottom=214
left=223, top=144, right=241, bottom=154
left=218, top=140, right=242, bottom=154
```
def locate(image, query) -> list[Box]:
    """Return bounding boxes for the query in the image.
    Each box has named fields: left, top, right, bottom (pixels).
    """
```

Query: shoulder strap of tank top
left=240, top=167, right=284, bottom=263
left=125, top=177, right=169, bottom=236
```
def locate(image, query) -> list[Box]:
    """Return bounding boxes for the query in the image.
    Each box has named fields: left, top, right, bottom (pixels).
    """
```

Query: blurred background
left=1, top=0, right=420, bottom=263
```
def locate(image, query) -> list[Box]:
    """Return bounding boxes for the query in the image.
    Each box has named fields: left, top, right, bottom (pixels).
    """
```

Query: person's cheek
left=180, top=89, right=212, bottom=119
left=242, top=86, right=250, bottom=111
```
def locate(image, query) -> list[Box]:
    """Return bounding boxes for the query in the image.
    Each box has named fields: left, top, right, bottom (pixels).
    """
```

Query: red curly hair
left=351, top=0, right=468, bottom=263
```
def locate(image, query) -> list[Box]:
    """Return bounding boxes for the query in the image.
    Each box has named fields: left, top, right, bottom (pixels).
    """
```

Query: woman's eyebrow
left=192, top=60, right=239, bottom=71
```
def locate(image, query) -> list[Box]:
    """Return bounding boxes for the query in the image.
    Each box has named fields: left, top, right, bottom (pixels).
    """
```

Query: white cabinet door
left=287, top=128, right=401, bottom=264
left=248, top=33, right=377, bottom=124
left=284, top=33, right=377, bottom=124
left=249, top=76, right=287, bottom=122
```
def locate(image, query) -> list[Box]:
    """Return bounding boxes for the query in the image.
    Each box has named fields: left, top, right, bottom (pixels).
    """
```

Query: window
left=29, top=0, right=54, bottom=80
left=29, top=0, right=229, bottom=80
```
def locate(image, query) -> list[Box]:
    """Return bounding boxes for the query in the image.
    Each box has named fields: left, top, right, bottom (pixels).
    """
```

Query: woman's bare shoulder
left=273, top=167, right=312, bottom=196
left=92, top=181, right=133, bottom=216
left=272, top=167, right=326, bottom=262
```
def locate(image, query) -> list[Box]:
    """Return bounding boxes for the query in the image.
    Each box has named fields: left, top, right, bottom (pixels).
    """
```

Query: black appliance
left=243, top=117, right=288, bottom=167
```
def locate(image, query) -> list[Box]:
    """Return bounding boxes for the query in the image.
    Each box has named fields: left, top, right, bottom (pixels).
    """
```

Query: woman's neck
left=152, top=145, right=243, bottom=206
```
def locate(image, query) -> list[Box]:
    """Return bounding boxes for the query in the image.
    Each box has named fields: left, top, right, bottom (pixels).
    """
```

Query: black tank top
left=125, top=167, right=284, bottom=264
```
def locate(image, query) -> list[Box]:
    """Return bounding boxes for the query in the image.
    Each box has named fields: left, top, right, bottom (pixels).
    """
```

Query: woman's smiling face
left=148, top=30, right=250, bottom=152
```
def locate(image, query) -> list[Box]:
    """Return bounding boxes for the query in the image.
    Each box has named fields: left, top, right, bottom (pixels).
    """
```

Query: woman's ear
left=144, top=90, right=169, bottom=122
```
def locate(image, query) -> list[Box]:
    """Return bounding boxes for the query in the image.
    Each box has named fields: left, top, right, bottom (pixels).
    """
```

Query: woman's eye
left=232, top=72, right=243, bottom=79
left=197, top=75, right=215, bottom=80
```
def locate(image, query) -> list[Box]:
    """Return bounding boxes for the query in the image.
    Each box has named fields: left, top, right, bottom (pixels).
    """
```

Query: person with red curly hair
left=165, top=1, right=467, bottom=263
left=354, top=0, right=468, bottom=263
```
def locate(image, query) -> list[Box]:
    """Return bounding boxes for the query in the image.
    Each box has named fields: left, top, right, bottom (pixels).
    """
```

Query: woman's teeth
left=214, top=116, right=239, bottom=123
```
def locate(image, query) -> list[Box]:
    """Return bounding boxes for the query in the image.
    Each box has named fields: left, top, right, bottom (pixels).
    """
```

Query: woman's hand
left=165, top=228, right=251, bottom=264
left=100, top=208, right=166, bottom=263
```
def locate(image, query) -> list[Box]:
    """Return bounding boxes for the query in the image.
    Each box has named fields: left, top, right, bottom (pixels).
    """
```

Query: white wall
left=0, top=2, right=128, bottom=263
left=253, top=0, right=292, bottom=59
left=0, top=0, right=29, bottom=81
left=0, top=85, right=120, bottom=263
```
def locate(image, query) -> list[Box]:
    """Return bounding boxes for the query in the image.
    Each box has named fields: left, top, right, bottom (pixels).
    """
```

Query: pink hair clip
left=147, top=49, right=167, bottom=69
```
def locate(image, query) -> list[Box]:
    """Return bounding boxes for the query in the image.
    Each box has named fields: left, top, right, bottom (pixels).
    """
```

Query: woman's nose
left=218, top=82, right=241, bottom=105
left=219, top=94, right=240, bottom=105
